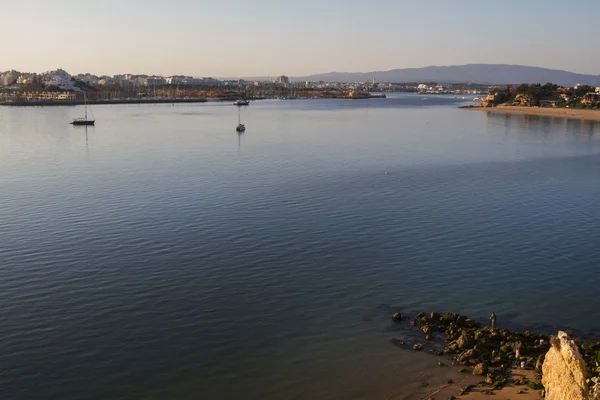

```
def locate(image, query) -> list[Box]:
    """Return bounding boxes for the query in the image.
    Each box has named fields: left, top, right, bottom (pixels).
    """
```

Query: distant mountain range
left=287, top=64, right=600, bottom=87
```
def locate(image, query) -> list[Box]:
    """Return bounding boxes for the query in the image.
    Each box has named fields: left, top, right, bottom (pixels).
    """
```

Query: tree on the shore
left=573, top=85, right=595, bottom=97
left=515, top=83, right=559, bottom=99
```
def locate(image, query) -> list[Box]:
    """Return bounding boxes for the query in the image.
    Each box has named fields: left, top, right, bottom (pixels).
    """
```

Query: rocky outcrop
left=512, top=93, right=535, bottom=106
left=542, top=331, right=588, bottom=400
left=473, top=363, right=488, bottom=375
left=392, top=310, right=600, bottom=396
left=481, top=89, right=511, bottom=107
left=590, top=377, right=600, bottom=400
left=456, top=330, right=474, bottom=350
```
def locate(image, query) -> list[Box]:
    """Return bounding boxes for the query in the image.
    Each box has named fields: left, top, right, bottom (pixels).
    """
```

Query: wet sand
left=465, top=105, right=600, bottom=121
left=323, top=348, right=542, bottom=400
left=405, top=355, right=542, bottom=400
left=420, top=368, right=541, bottom=400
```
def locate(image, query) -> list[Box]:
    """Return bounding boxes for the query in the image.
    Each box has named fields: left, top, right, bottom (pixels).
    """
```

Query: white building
left=80, top=75, right=99, bottom=85
left=17, top=74, right=35, bottom=85
left=144, top=77, right=167, bottom=86
left=56, top=93, right=77, bottom=101
left=41, top=69, right=79, bottom=91
left=2, top=70, right=20, bottom=86
left=184, top=77, right=219, bottom=86
left=166, top=76, right=187, bottom=85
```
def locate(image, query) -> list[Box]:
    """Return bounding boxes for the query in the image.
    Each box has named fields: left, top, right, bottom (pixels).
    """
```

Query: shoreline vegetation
left=462, top=105, right=600, bottom=122
left=390, top=311, right=600, bottom=399
left=463, top=82, right=600, bottom=122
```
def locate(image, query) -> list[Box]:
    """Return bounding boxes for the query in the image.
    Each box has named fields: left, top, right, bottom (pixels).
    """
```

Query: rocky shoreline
left=389, top=311, right=600, bottom=399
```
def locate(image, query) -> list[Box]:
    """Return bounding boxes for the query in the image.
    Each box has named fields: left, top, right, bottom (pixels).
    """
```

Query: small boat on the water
left=233, top=100, right=249, bottom=106
left=236, top=106, right=246, bottom=132
left=71, top=93, right=95, bottom=125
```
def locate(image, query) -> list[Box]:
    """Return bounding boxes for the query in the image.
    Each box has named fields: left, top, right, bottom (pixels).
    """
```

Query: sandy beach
left=464, top=105, right=600, bottom=121
left=330, top=349, right=543, bottom=400
left=418, top=367, right=541, bottom=400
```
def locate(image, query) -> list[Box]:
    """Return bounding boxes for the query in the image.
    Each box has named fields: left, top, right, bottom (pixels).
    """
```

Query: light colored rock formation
left=472, top=363, right=488, bottom=375
left=512, top=93, right=535, bottom=106
left=542, top=330, right=588, bottom=400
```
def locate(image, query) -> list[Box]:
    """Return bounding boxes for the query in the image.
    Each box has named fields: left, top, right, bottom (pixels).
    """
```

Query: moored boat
left=70, top=93, right=95, bottom=125
left=236, top=105, right=246, bottom=132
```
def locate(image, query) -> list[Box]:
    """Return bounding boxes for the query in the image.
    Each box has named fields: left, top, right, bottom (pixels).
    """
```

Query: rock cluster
left=396, top=311, right=549, bottom=391
left=590, top=377, right=600, bottom=400
left=480, top=89, right=511, bottom=107
left=580, top=340, right=600, bottom=378
left=392, top=311, right=600, bottom=397
left=512, top=93, right=535, bottom=106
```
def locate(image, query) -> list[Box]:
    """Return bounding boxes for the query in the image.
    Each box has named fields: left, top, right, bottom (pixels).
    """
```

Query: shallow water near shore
left=1, top=94, right=600, bottom=399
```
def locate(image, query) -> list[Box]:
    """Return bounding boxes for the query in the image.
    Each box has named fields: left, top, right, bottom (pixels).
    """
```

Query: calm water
left=1, top=94, right=600, bottom=399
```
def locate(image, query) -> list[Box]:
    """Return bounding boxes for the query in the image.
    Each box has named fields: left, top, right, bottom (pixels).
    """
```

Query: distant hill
left=292, top=64, right=600, bottom=87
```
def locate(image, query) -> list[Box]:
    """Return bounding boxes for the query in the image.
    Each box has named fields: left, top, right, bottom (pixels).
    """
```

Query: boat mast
left=84, top=93, right=88, bottom=120
left=238, top=107, right=241, bottom=125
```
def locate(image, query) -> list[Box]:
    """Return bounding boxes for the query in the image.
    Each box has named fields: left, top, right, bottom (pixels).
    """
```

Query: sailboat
left=71, top=93, right=95, bottom=125
left=236, top=106, right=245, bottom=132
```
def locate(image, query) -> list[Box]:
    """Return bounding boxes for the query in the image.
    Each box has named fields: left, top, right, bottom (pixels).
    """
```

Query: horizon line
left=3, top=63, right=600, bottom=81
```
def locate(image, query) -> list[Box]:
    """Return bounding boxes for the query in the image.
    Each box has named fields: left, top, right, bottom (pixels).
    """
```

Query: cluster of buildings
left=415, top=83, right=483, bottom=94
left=4, top=68, right=575, bottom=102
left=1, top=70, right=31, bottom=86
left=74, top=73, right=222, bottom=88
left=1, top=69, right=391, bottom=92
left=2, top=91, right=78, bottom=101
left=0, top=69, right=225, bottom=90
left=1, top=69, right=79, bottom=90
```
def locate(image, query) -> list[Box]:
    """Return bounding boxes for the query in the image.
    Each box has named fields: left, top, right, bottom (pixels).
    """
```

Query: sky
left=2, top=0, right=599, bottom=77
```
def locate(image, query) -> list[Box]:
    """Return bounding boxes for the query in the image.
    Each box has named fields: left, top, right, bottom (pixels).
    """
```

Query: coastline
left=386, top=310, right=599, bottom=399
left=414, top=362, right=540, bottom=400
left=0, top=94, right=386, bottom=107
left=0, top=98, right=209, bottom=106
left=463, top=105, right=600, bottom=122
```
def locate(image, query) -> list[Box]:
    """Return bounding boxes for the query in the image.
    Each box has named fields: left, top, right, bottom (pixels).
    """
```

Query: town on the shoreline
left=2, top=69, right=599, bottom=109
left=0, top=69, right=488, bottom=105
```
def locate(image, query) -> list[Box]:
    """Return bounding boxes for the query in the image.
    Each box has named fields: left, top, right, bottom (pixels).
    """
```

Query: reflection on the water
left=237, top=131, right=244, bottom=149
left=486, top=112, right=600, bottom=139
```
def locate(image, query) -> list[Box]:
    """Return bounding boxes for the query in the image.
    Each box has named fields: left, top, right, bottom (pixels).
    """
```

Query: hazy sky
left=2, top=0, right=599, bottom=77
